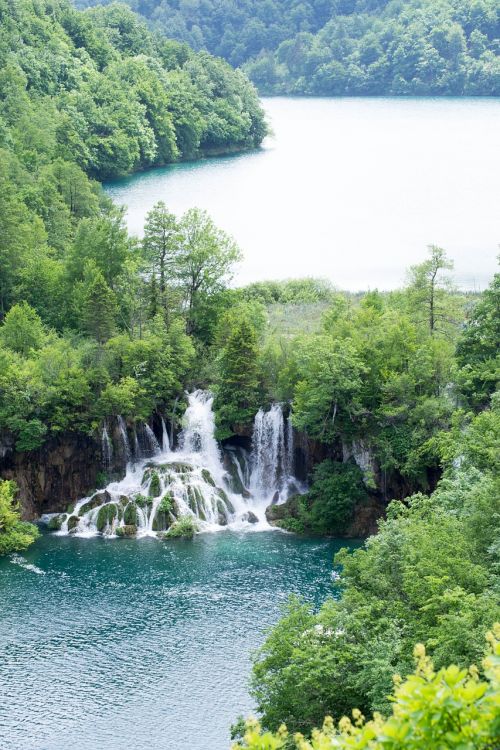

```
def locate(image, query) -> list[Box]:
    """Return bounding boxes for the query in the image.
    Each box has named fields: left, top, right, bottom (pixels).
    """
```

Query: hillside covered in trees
left=73, top=0, right=500, bottom=95
left=0, top=0, right=266, bottom=181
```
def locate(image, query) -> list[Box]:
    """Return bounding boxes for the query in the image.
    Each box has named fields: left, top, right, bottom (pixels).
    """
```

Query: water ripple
left=0, top=532, right=360, bottom=750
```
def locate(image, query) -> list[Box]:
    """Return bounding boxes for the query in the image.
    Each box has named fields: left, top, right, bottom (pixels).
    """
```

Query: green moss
left=163, top=515, right=198, bottom=540
left=66, top=503, right=75, bottom=515
left=216, top=488, right=234, bottom=514
left=201, top=469, right=216, bottom=486
left=67, top=515, right=80, bottom=531
left=134, top=493, right=150, bottom=508
left=79, top=497, right=103, bottom=516
left=116, top=525, right=137, bottom=537
left=96, top=503, right=118, bottom=532
left=148, top=471, right=162, bottom=498
left=47, top=514, right=66, bottom=531
left=167, top=462, right=193, bottom=474
left=158, top=494, right=173, bottom=513
left=124, top=502, right=139, bottom=526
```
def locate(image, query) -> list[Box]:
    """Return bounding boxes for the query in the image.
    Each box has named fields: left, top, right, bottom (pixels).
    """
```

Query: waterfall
left=160, top=416, right=170, bottom=454
left=117, top=415, right=131, bottom=463
left=249, top=404, right=294, bottom=503
left=133, top=429, right=141, bottom=461
left=50, top=394, right=301, bottom=540
left=179, top=390, right=224, bottom=482
left=144, top=424, right=161, bottom=455
left=101, top=426, right=113, bottom=471
left=170, top=395, right=179, bottom=450
left=286, top=411, right=294, bottom=479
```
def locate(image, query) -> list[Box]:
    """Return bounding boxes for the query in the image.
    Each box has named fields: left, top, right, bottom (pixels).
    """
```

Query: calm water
left=0, top=531, right=356, bottom=750
left=106, top=97, right=500, bottom=291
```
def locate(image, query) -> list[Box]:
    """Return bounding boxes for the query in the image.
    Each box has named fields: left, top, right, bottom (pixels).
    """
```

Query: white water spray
left=117, top=415, right=131, bottom=463
left=160, top=416, right=170, bottom=454
left=250, top=403, right=294, bottom=504
left=50, top=393, right=301, bottom=539
left=101, top=426, right=113, bottom=471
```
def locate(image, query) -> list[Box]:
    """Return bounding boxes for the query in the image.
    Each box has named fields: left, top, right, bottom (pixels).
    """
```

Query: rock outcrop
left=0, top=431, right=126, bottom=520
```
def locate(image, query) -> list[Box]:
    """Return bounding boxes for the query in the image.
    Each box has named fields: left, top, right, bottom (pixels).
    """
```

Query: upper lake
left=105, top=97, right=500, bottom=291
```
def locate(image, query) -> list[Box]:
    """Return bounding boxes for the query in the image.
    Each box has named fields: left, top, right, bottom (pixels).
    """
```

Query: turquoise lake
left=0, top=531, right=358, bottom=750
left=105, top=97, right=500, bottom=291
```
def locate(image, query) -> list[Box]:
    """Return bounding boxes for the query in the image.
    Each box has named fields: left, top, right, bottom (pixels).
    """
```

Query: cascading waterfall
left=249, top=404, right=295, bottom=504
left=169, top=395, right=179, bottom=450
left=101, top=426, right=113, bottom=471
left=144, top=424, right=161, bottom=455
left=117, top=415, right=131, bottom=464
left=160, top=416, right=170, bottom=454
left=49, top=393, right=301, bottom=539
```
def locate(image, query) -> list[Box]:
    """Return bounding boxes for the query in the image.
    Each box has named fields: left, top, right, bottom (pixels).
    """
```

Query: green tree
left=456, top=266, right=500, bottom=409
left=407, top=245, right=455, bottom=335
left=0, top=302, right=47, bottom=356
left=176, top=208, right=242, bottom=335
left=0, top=480, right=39, bottom=555
left=215, top=317, right=262, bottom=436
left=142, top=201, right=180, bottom=307
left=236, top=627, right=500, bottom=750
left=80, top=265, right=118, bottom=344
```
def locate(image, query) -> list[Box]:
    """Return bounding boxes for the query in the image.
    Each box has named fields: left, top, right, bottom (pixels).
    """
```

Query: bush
left=163, top=515, right=198, bottom=539
left=235, top=627, right=500, bottom=749
left=272, top=462, right=368, bottom=536
left=0, top=480, right=39, bottom=555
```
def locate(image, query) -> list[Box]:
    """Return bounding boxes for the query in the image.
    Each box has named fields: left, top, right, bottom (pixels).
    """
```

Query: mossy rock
left=134, top=493, right=151, bottom=508
left=95, top=490, right=111, bottom=504
left=201, top=469, right=216, bottom=486
left=141, top=469, right=151, bottom=485
left=167, top=462, right=193, bottom=474
left=148, top=471, right=162, bottom=498
left=47, top=514, right=66, bottom=531
left=67, top=515, right=80, bottom=531
left=124, top=502, right=139, bottom=526
left=216, top=488, right=234, bottom=514
left=186, top=485, right=197, bottom=512
left=66, top=503, right=75, bottom=515
left=96, top=503, right=118, bottom=532
left=119, top=495, right=129, bottom=507
left=163, top=515, right=197, bottom=540
left=116, top=525, right=137, bottom=537
left=152, top=510, right=170, bottom=532
left=79, top=495, right=105, bottom=515
left=216, top=499, right=229, bottom=523
left=158, top=493, right=173, bottom=513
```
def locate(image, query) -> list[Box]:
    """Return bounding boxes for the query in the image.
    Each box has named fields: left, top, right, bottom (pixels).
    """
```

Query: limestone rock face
left=0, top=431, right=126, bottom=520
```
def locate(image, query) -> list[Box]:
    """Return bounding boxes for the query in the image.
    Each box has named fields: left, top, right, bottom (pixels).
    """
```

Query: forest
left=0, top=0, right=266, bottom=181
left=74, top=0, right=500, bottom=95
left=0, top=0, right=498, bottom=746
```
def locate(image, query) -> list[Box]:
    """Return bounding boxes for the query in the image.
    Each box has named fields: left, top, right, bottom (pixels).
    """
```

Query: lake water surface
left=106, top=97, right=500, bottom=291
left=0, top=531, right=355, bottom=750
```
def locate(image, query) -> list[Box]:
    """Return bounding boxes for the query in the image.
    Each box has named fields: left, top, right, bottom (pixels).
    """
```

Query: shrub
left=0, top=480, right=39, bottom=555
left=163, top=515, right=197, bottom=539
left=234, top=627, right=500, bottom=750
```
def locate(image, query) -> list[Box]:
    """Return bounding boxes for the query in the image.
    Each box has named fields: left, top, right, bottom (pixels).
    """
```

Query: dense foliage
left=0, top=0, right=266, bottom=181
left=74, top=0, right=500, bottom=95
left=245, top=0, right=500, bottom=95
left=0, top=0, right=264, bottom=456
left=234, top=628, right=500, bottom=749
left=0, top=480, right=39, bottom=555
left=247, top=265, right=500, bottom=734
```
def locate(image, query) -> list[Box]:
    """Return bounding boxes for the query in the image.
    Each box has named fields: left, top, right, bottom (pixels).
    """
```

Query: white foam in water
left=53, top=391, right=302, bottom=539
left=10, top=554, right=46, bottom=575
